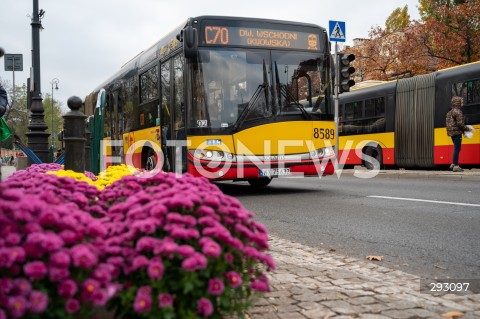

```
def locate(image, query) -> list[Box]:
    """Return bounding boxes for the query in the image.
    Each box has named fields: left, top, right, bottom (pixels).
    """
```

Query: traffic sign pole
left=13, top=57, right=15, bottom=111
left=329, top=20, right=346, bottom=168
left=334, top=42, right=339, bottom=168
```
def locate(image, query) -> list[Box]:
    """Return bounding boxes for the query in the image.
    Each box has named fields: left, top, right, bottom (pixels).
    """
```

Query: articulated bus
left=337, top=61, right=480, bottom=169
left=84, top=16, right=336, bottom=186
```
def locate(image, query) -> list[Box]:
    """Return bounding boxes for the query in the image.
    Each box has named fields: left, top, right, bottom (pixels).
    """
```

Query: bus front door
left=170, top=55, right=187, bottom=174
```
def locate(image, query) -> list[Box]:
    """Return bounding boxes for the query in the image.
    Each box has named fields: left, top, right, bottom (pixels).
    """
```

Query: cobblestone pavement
left=249, top=236, right=480, bottom=319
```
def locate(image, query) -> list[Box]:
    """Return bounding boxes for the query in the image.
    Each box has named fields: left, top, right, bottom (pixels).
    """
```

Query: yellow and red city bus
left=84, top=16, right=336, bottom=186
left=337, top=61, right=480, bottom=169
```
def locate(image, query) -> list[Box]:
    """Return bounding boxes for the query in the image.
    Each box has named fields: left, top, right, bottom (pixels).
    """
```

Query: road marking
left=368, top=196, right=480, bottom=207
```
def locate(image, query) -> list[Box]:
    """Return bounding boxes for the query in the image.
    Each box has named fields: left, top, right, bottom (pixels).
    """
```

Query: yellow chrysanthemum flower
left=47, top=164, right=138, bottom=190
left=47, top=169, right=97, bottom=186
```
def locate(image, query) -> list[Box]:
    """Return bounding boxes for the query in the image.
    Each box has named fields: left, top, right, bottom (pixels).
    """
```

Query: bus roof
left=351, top=80, right=389, bottom=90
left=89, top=16, right=328, bottom=95
left=191, top=15, right=325, bottom=30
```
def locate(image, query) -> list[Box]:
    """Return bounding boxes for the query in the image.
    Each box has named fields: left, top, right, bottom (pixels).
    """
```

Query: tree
left=386, top=5, right=411, bottom=33
left=348, top=5, right=431, bottom=81
left=348, top=0, right=479, bottom=82
left=0, top=79, right=29, bottom=150
left=0, top=77, right=64, bottom=152
left=416, top=0, right=480, bottom=67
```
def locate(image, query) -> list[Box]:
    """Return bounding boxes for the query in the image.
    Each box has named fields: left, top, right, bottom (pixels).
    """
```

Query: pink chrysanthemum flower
left=71, top=244, right=98, bottom=268
left=208, top=278, right=224, bottom=296
left=29, top=290, right=49, bottom=313
left=23, top=261, right=48, bottom=279
left=133, top=289, right=152, bottom=313
left=226, top=271, right=242, bottom=288
left=58, top=279, right=78, bottom=299
left=158, top=293, right=173, bottom=308
left=201, top=238, right=221, bottom=258
left=197, top=297, right=213, bottom=317
left=147, top=260, right=164, bottom=280
left=181, top=252, right=207, bottom=271
left=66, top=299, right=80, bottom=314
left=7, top=295, right=28, bottom=318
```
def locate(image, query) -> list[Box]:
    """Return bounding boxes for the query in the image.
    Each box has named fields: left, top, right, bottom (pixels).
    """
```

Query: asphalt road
left=216, top=172, right=480, bottom=282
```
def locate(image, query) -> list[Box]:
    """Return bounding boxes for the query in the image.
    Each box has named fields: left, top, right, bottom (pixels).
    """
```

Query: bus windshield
left=190, top=48, right=331, bottom=131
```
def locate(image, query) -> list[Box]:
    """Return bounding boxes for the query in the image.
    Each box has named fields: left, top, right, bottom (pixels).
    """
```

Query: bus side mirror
left=182, top=26, right=198, bottom=59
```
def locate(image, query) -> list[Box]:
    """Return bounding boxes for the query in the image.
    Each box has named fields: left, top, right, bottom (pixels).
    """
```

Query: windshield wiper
left=234, top=60, right=270, bottom=131
left=233, top=83, right=267, bottom=131
left=273, top=62, right=310, bottom=120
left=279, top=84, right=311, bottom=120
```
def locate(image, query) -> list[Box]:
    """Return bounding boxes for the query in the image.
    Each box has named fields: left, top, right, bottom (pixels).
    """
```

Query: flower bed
left=0, top=172, right=113, bottom=319
left=0, top=164, right=274, bottom=318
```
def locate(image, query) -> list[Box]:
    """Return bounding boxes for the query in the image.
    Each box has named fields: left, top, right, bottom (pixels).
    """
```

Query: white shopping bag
left=464, top=125, right=475, bottom=139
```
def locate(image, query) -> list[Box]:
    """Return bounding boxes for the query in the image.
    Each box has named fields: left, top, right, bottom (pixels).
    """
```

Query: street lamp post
left=51, top=78, right=59, bottom=159
left=26, top=0, right=50, bottom=164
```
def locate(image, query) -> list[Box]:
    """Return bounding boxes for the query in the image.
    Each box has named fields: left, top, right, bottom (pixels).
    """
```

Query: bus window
left=123, top=77, right=137, bottom=132
left=365, top=97, right=385, bottom=118
left=140, top=65, right=159, bottom=103
left=161, top=61, right=171, bottom=171
left=139, top=65, right=160, bottom=129
left=466, top=80, right=480, bottom=105
left=454, top=79, right=480, bottom=124
left=191, top=63, right=207, bottom=127
left=173, top=55, right=185, bottom=138
left=345, top=101, right=362, bottom=120
left=104, top=93, right=113, bottom=138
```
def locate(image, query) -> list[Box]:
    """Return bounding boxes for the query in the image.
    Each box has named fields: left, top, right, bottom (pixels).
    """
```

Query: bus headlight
left=310, top=147, right=335, bottom=159
left=191, top=149, right=234, bottom=162
left=324, top=147, right=335, bottom=157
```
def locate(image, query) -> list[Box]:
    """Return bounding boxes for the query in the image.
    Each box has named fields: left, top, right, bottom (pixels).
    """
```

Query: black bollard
left=63, top=96, right=86, bottom=172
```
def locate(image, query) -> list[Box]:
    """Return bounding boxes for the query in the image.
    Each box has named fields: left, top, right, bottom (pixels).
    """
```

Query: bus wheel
left=364, top=147, right=383, bottom=170
left=248, top=178, right=272, bottom=187
left=145, top=149, right=157, bottom=171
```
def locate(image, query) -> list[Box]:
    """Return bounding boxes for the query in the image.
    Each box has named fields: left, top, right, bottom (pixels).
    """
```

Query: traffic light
left=338, top=53, right=355, bottom=93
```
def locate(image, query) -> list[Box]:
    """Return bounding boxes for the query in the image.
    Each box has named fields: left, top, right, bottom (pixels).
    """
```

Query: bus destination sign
left=203, top=26, right=320, bottom=50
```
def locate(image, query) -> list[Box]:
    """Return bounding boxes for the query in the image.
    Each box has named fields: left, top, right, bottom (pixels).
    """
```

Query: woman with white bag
left=446, top=96, right=472, bottom=172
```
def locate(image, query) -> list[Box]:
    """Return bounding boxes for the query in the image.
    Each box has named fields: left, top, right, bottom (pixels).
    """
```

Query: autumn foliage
left=348, top=0, right=480, bottom=81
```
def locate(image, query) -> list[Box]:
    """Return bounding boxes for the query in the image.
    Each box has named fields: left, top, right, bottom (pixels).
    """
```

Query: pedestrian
left=0, top=48, right=7, bottom=118
left=446, top=96, right=471, bottom=172
left=9, top=155, right=14, bottom=166
left=0, top=82, right=7, bottom=118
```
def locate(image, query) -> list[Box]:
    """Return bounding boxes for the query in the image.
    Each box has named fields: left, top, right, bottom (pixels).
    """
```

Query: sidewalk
left=249, top=236, right=480, bottom=319
left=0, top=165, right=15, bottom=181
left=3, top=166, right=480, bottom=318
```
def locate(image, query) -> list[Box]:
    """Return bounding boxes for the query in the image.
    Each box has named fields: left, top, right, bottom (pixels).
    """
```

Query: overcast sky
left=0, top=0, right=421, bottom=110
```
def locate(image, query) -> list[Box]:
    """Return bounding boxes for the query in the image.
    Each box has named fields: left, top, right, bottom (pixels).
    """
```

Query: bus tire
left=248, top=177, right=272, bottom=187
left=363, top=146, right=383, bottom=170
left=144, top=148, right=157, bottom=171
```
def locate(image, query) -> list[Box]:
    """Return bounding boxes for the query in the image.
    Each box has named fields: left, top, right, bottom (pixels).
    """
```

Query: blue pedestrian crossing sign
left=329, top=20, right=346, bottom=42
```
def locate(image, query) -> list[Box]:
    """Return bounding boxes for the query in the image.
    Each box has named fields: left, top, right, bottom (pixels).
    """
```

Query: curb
left=338, top=168, right=480, bottom=182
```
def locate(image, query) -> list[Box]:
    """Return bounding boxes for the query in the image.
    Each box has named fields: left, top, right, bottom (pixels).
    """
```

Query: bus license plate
left=260, top=168, right=291, bottom=177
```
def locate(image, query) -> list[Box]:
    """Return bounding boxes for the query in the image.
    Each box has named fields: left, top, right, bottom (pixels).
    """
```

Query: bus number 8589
left=314, top=128, right=334, bottom=139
